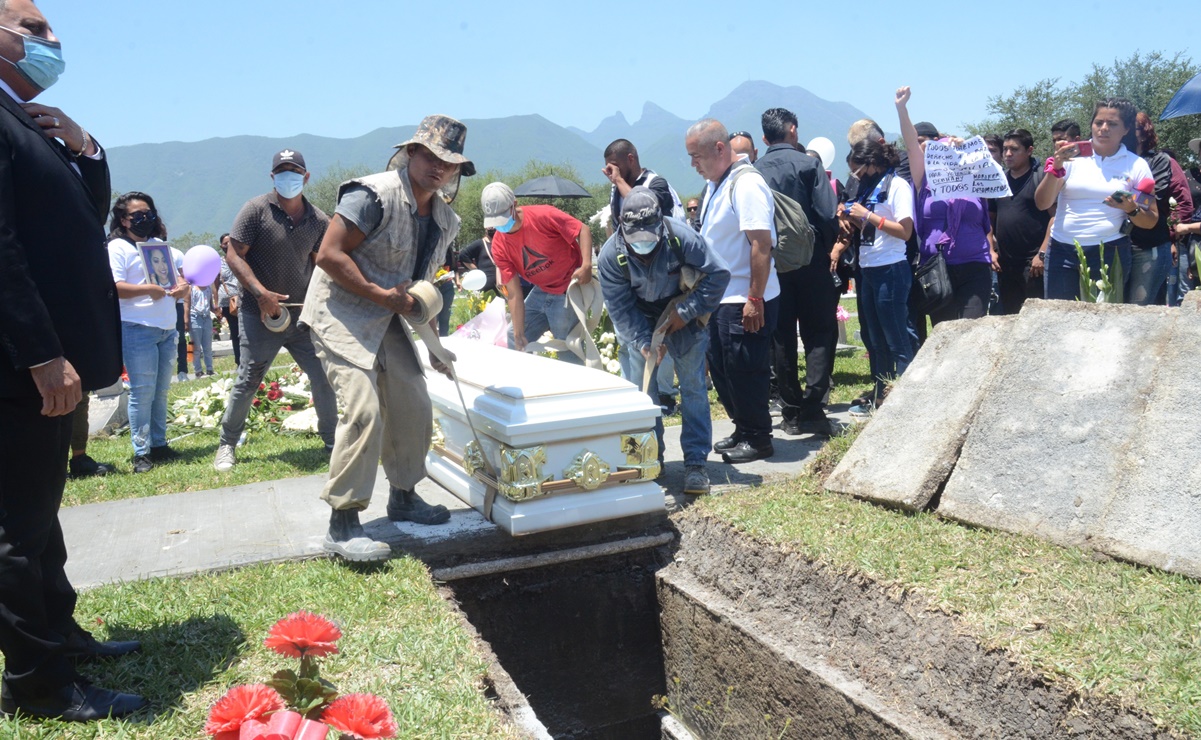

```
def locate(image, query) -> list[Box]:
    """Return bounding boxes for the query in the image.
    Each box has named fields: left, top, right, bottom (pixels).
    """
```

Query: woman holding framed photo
left=106, top=191, right=188, bottom=473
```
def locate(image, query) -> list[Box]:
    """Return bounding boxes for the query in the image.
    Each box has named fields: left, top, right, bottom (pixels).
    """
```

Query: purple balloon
left=182, top=245, right=221, bottom=287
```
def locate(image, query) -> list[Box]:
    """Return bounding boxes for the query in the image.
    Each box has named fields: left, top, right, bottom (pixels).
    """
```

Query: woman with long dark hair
left=1128, top=111, right=1194, bottom=304
left=1035, top=98, right=1159, bottom=300
left=843, top=138, right=916, bottom=415
left=106, top=191, right=188, bottom=473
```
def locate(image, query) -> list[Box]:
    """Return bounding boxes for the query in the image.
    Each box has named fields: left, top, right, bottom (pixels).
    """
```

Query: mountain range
left=107, top=81, right=878, bottom=237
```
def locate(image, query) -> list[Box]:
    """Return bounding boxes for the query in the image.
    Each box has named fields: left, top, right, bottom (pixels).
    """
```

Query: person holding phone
left=1034, top=98, right=1158, bottom=300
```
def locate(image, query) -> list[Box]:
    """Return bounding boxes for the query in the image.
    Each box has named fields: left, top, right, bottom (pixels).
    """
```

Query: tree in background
left=453, top=160, right=609, bottom=249
left=305, top=163, right=375, bottom=219
left=966, top=52, right=1199, bottom=163
left=170, top=231, right=217, bottom=252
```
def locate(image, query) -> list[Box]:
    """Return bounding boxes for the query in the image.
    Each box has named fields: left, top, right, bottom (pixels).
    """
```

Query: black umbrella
left=513, top=175, right=593, bottom=199
left=1161, top=71, right=1201, bottom=120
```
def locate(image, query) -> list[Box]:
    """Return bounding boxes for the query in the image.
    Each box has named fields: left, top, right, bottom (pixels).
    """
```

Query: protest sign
left=923, top=136, right=1012, bottom=201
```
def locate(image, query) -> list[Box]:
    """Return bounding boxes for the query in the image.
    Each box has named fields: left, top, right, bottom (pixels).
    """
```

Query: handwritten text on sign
left=923, top=136, right=1012, bottom=201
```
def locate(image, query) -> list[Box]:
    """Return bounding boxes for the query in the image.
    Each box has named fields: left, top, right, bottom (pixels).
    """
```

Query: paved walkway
left=63, top=409, right=854, bottom=590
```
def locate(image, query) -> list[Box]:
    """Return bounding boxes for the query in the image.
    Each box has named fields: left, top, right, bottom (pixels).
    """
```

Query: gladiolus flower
left=321, top=694, right=397, bottom=739
left=267, top=389, right=283, bottom=401
left=263, top=611, right=341, bottom=659
left=204, top=684, right=285, bottom=736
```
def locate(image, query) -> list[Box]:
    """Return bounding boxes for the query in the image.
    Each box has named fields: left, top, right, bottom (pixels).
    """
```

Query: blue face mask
left=494, top=215, right=517, bottom=234
left=273, top=171, right=305, bottom=199
left=0, top=25, right=64, bottom=93
left=629, top=239, right=658, bottom=255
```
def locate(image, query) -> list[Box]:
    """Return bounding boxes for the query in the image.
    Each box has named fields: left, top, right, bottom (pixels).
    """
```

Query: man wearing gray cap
left=598, top=188, right=730, bottom=495
left=482, top=182, right=593, bottom=361
left=301, top=115, right=472, bottom=560
left=214, top=148, right=338, bottom=473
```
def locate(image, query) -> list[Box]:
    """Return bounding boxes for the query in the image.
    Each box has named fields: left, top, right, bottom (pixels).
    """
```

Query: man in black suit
left=0, top=0, right=146, bottom=721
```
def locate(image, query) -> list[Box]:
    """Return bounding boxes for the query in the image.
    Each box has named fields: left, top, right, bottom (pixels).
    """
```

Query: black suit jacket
left=0, top=91, right=121, bottom=398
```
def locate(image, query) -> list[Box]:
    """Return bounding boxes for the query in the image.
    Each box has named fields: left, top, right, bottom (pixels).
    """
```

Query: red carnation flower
left=253, top=398, right=262, bottom=407
left=267, top=389, right=283, bottom=401
left=263, top=611, right=341, bottom=659
left=321, top=694, right=397, bottom=739
left=259, top=383, right=266, bottom=391
left=204, top=683, right=285, bottom=736
left=270, top=382, right=280, bottom=391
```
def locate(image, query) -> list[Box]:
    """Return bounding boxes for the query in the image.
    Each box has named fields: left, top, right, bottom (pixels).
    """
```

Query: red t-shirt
left=491, top=205, right=584, bottom=295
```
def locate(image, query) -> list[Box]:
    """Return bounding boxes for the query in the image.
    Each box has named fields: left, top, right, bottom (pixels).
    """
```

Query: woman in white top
left=107, top=192, right=189, bottom=473
left=843, top=139, right=916, bottom=413
left=1035, top=97, right=1158, bottom=300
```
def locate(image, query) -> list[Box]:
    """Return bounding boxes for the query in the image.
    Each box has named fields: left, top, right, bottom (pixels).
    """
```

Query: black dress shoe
left=68, top=454, right=115, bottom=478
left=792, top=413, right=836, bottom=437
left=149, top=445, right=180, bottom=462
left=0, top=678, right=147, bottom=722
left=62, top=630, right=142, bottom=661
left=713, top=434, right=741, bottom=453
left=780, top=418, right=803, bottom=436
left=721, top=439, right=774, bottom=464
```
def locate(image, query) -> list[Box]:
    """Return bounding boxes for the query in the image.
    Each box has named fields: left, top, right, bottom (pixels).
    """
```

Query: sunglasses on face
left=686, top=206, right=698, bottom=212
left=129, top=211, right=156, bottom=225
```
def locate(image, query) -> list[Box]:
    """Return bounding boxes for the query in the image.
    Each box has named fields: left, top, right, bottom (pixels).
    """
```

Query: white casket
left=418, top=336, right=663, bottom=536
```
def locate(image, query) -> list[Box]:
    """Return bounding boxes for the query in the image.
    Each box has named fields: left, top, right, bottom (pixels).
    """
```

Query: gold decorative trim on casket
left=564, top=450, right=611, bottom=491
left=431, top=419, right=446, bottom=450
left=619, top=432, right=661, bottom=481
left=499, top=445, right=552, bottom=502
left=463, top=440, right=486, bottom=478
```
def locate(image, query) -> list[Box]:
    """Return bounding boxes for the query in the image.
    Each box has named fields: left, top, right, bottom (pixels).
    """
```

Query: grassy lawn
left=67, top=353, right=327, bottom=509
left=697, top=426, right=1201, bottom=736
left=0, top=558, right=513, bottom=739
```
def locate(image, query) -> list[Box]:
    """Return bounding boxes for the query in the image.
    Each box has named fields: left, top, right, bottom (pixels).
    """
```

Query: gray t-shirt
left=336, top=184, right=435, bottom=281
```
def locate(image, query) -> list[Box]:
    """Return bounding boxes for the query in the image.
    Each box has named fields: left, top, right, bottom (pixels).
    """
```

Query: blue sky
left=40, top=0, right=1197, bottom=148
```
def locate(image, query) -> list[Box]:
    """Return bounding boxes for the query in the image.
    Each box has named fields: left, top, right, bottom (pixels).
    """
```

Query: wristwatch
left=1037, top=251, right=1046, bottom=259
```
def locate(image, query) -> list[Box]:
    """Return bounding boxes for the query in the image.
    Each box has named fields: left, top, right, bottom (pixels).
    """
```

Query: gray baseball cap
left=619, top=186, right=663, bottom=243
left=481, top=182, right=516, bottom=229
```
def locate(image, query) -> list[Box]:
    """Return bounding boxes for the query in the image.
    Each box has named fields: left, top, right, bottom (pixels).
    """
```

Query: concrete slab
left=87, top=391, right=128, bottom=435
left=826, top=316, right=1014, bottom=510
left=1092, top=304, right=1201, bottom=578
left=63, top=409, right=841, bottom=589
left=938, top=301, right=1174, bottom=547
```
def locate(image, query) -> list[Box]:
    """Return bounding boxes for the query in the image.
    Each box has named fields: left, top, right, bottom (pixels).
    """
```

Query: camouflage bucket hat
left=387, top=114, right=475, bottom=202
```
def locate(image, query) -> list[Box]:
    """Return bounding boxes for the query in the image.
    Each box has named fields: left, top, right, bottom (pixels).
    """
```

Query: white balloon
left=461, top=269, right=487, bottom=292
left=807, top=136, right=836, bottom=171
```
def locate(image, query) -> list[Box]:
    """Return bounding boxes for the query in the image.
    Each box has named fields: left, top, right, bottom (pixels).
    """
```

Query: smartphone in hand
left=1110, top=190, right=1135, bottom=203
left=1074, top=141, right=1093, bottom=158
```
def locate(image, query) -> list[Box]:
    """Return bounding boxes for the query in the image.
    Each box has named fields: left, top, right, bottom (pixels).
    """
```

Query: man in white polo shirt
left=685, top=118, right=779, bottom=464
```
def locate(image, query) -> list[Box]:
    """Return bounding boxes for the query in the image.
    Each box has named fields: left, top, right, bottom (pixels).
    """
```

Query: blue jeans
left=858, top=261, right=914, bottom=399
left=190, top=311, right=213, bottom=374
left=1127, top=243, right=1171, bottom=306
left=509, top=285, right=583, bottom=365
left=707, top=298, right=779, bottom=443
left=1168, top=243, right=1194, bottom=306
left=619, top=339, right=676, bottom=400
left=627, top=329, right=710, bottom=466
left=437, top=280, right=455, bottom=336
left=1045, top=237, right=1132, bottom=301
left=122, top=322, right=177, bottom=457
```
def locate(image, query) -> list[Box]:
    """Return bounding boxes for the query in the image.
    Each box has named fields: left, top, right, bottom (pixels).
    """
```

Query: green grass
left=697, top=425, right=1201, bottom=736
left=0, top=558, right=514, bottom=739
left=67, top=353, right=325, bottom=508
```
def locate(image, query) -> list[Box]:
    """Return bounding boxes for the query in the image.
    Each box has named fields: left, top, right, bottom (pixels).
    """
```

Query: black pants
left=222, top=306, right=241, bottom=366
left=707, top=298, right=779, bottom=443
left=996, top=259, right=1043, bottom=315
left=930, top=261, right=992, bottom=326
left=773, top=266, right=839, bottom=422
left=175, top=302, right=187, bottom=374
left=0, top=397, right=79, bottom=692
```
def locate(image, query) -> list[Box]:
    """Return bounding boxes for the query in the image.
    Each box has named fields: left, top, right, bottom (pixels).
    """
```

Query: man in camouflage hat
left=299, top=115, right=474, bottom=561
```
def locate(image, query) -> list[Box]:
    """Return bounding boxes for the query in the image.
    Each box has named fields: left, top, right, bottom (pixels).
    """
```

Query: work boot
left=682, top=465, right=710, bottom=495
left=387, top=487, right=450, bottom=525
left=323, top=509, right=390, bottom=562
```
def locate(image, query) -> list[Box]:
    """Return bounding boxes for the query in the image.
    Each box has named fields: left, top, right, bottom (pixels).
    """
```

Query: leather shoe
left=713, top=434, right=741, bottom=453
left=62, top=630, right=142, bottom=661
left=721, top=440, right=774, bottom=464
left=0, top=678, right=147, bottom=721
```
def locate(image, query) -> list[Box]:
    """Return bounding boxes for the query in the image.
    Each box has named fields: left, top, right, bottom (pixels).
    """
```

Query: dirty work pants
left=313, top=317, right=431, bottom=511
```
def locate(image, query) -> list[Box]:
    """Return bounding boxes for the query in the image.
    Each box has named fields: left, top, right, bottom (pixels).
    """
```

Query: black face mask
left=128, top=211, right=157, bottom=239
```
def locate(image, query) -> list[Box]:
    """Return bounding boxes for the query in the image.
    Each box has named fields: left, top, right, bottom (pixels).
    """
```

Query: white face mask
left=273, top=171, right=305, bottom=199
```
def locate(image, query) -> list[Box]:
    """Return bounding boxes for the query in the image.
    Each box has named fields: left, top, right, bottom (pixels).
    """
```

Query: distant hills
left=107, top=81, right=878, bottom=236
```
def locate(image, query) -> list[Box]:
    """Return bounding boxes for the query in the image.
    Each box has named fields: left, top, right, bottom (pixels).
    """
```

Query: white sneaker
left=177, top=372, right=188, bottom=382
left=213, top=444, right=236, bottom=472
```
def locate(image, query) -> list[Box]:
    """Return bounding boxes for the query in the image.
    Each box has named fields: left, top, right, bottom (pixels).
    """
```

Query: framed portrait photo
left=138, top=241, right=177, bottom=288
